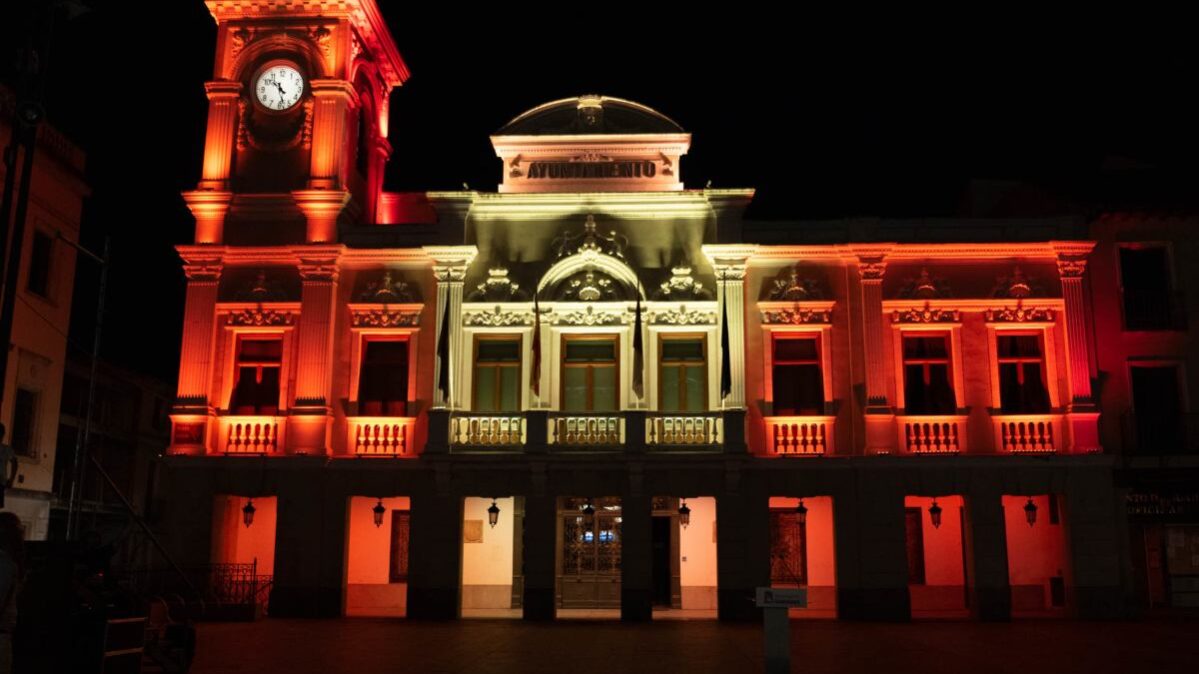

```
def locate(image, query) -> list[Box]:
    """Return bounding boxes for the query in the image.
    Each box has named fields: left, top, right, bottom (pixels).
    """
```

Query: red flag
left=530, top=293, right=541, bottom=397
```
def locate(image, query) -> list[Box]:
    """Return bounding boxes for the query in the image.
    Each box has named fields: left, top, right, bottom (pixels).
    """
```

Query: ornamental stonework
left=984, top=304, right=1056, bottom=323
left=463, top=305, right=534, bottom=327
left=350, top=308, right=421, bottom=328
left=1056, top=255, right=1089, bottom=279
left=553, top=305, right=626, bottom=326
left=891, top=303, right=961, bottom=323
left=649, top=305, right=717, bottom=325
left=760, top=307, right=832, bottom=325
left=226, top=308, right=296, bottom=326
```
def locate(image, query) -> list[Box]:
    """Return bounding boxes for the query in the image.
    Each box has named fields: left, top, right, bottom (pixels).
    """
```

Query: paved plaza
left=191, top=617, right=1198, bottom=674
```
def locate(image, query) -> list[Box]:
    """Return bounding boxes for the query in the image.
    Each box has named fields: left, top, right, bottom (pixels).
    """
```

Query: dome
left=495, top=95, right=685, bottom=136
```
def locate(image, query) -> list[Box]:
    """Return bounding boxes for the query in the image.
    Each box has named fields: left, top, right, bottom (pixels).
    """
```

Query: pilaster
left=306, top=79, right=356, bottom=190
left=197, top=81, right=242, bottom=191
left=424, top=246, right=478, bottom=410
left=406, top=492, right=462, bottom=620
left=288, top=250, right=341, bottom=455
left=702, top=244, right=757, bottom=410
left=1053, top=241, right=1101, bottom=453
left=716, top=485, right=769, bottom=621
left=522, top=494, right=557, bottom=620
left=620, top=492, right=653, bottom=621
left=964, top=489, right=1012, bottom=621
left=170, top=252, right=223, bottom=455
left=854, top=248, right=896, bottom=453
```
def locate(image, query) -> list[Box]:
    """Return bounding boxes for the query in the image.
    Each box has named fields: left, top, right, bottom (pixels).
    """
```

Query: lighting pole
left=59, top=234, right=109, bottom=541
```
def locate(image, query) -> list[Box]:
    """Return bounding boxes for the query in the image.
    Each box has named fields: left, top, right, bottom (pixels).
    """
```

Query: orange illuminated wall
left=211, top=495, right=276, bottom=575
left=678, top=496, right=718, bottom=611
left=345, top=495, right=410, bottom=617
left=769, top=496, right=836, bottom=617
left=1003, top=494, right=1068, bottom=615
left=904, top=495, right=967, bottom=617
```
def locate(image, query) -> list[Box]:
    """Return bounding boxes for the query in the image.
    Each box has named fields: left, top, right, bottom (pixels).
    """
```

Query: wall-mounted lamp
left=582, top=498, right=596, bottom=529
left=1024, top=497, right=1038, bottom=527
left=678, top=499, right=691, bottom=528
left=488, top=498, right=501, bottom=528
left=928, top=498, right=943, bottom=529
left=373, top=498, right=386, bottom=528
left=242, top=499, right=256, bottom=528
left=795, top=499, right=808, bottom=525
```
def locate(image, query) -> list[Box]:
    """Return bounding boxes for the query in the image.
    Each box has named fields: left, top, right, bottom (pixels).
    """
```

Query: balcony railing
left=550, top=414, right=624, bottom=447
left=451, top=414, right=526, bottom=448
left=765, top=416, right=835, bottom=456
left=348, top=417, right=415, bottom=456
left=646, top=413, right=723, bottom=447
left=220, top=416, right=284, bottom=454
left=898, top=415, right=967, bottom=454
left=993, top=414, right=1061, bottom=453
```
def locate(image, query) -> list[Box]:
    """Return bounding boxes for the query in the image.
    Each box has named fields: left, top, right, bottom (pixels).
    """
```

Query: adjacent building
left=157, top=0, right=1170, bottom=622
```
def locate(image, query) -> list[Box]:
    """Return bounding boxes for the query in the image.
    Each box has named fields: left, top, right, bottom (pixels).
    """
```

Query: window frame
left=762, top=325, right=833, bottom=416
left=559, top=333, right=621, bottom=413
left=891, top=326, right=965, bottom=415
left=985, top=325, right=1061, bottom=412
left=1116, top=242, right=1182, bottom=332
left=227, top=334, right=286, bottom=415
left=471, top=333, right=524, bottom=413
left=219, top=310, right=298, bottom=416
left=656, top=333, right=709, bottom=413
left=1125, top=358, right=1190, bottom=453
left=348, top=329, right=420, bottom=417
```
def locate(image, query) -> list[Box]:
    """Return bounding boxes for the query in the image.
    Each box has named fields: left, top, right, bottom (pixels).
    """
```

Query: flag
left=631, top=289, right=644, bottom=399
left=719, top=281, right=732, bottom=401
left=437, top=296, right=451, bottom=403
left=530, top=292, right=542, bottom=397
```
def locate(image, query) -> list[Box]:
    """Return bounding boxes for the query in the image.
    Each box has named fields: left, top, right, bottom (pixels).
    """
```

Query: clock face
left=255, top=65, right=304, bottom=111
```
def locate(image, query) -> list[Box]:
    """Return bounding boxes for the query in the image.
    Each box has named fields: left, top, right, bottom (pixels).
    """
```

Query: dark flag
left=437, top=296, right=451, bottom=403
left=530, top=292, right=542, bottom=397
left=632, top=289, right=644, bottom=399
left=719, top=282, right=732, bottom=401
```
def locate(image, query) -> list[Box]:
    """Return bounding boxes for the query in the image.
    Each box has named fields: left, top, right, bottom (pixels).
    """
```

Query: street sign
left=756, top=587, right=807, bottom=608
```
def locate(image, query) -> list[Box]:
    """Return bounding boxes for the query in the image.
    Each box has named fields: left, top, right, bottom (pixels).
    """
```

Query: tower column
left=855, top=249, right=896, bottom=454
left=288, top=250, right=341, bottom=455
left=1054, top=242, right=1100, bottom=453
left=183, top=81, right=240, bottom=244
left=170, top=253, right=223, bottom=455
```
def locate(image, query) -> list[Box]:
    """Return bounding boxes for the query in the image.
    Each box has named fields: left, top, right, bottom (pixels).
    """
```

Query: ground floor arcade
left=157, top=454, right=1129, bottom=622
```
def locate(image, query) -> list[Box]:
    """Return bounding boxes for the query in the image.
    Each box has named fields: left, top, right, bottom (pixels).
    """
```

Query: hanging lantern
left=928, top=498, right=943, bottom=529
left=242, top=499, right=256, bottom=528
left=488, top=499, right=501, bottom=528
left=582, top=498, right=596, bottom=529
left=678, top=499, right=691, bottom=528
left=372, top=498, right=386, bottom=528
left=795, top=499, right=808, bottom=525
left=1024, top=497, right=1038, bottom=527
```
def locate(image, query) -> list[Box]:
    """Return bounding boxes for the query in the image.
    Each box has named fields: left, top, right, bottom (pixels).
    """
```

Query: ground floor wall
left=151, top=454, right=1131, bottom=622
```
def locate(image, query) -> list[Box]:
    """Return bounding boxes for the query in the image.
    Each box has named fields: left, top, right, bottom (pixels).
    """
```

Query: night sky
left=2, top=3, right=1195, bottom=381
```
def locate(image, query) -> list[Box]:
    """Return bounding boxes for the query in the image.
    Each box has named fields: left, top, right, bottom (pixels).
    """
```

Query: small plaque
left=755, top=587, right=807, bottom=608
left=463, top=519, right=483, bottom=544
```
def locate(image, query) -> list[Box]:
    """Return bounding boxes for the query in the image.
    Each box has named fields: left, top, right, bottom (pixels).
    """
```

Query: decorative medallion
left=467, top=267, right=528, bottom=302
left=891, top=302, right=961, bottom=323
left=554, top=305, right=626, bottom=326
left=767, top=267, right=825, bottom=301
left=984, top=302, right=1056, bottom=323
left=226, top=308, right=296, bottom=327
left=559, top=269, right=621, bottom=302
left=897, top=268, right=951, bottom=299
left=552, top=214, right=628, bottom=261
left=357, top=270, right=416, bottom=303
left=991, top=266, right=1044, bottom=299
left=649, top=304, right=717, bottom=325
left=653, top=266, right=710, bottom=300
left=760, top=307, right=832, bottom=325
left=463, top=305, right=534, bottom=327
left=350, top=308, right=421, bottom=328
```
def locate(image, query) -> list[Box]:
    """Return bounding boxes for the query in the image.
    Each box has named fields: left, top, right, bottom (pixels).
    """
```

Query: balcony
left=993, top=414, right=1062, bottom=453
left=549, top=414, right=624, bottom=447
left=450, top=414, right=527, bottom=448
left=347, top=417, right=415, bottom=456
left=646, top=413, right=723, bottom=448
left=219, top=416, right=285, bottom=454
left=765, top=416, right=835, bottom=456
left=898, top=415, right=967, bottom=454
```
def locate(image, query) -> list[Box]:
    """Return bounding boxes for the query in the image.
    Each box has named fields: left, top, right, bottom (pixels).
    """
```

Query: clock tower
left=185, top=0, right=408, bottom=244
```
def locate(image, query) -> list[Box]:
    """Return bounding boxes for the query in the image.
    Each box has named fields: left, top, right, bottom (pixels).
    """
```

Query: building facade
left=158, top=0, right=1134, bottom=621
left=0, top=85, right=88, bottom=541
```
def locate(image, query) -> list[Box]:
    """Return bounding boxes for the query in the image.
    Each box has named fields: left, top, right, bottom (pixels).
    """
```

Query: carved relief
left=891, top=303, right=961, bottom=323
left=552, top=214, right=628, bottom=261
left=350, top=308, right=421, bottom=328
left=984, top=302, right=1056, bottom=323
left=183, top=260, right=223, bottom=282
left=463, top=305, right=535, bottom=327
left=558, top=269, right=623, bottom=302
left=227, top=307, right=296, bottom=326
left=235, top=270, right=290, bottom=302
left=468, top=267, right=528, bottom=302
left=858, top=257, right=888, bottom=281
left=897, top=268, right=951, bottom=299
left=649, top=305, right=717, bottom=325
left=357, top=270, right=415, bottom=303
left=760, top=307, right=832, bottom=325
left=653, top=266, right=710, bottom=300
left=298, top=260, right=339, bottom=283
left=309, top=25, right=333, bottom=59
left=766, top=266, right=825, bottom=301
left=553, top=305, right=626, bottom=326
left=991, top=267, right=1045, bottom=299
left=1056, top=255, right=1088, bottom=279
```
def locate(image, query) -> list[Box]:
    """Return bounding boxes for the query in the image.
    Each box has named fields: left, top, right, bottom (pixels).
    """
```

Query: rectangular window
left=659, top=337, right=706, bottom=412
left=26, top=230, right=53, bottom=298
left=229, top=338, right=282, bottom=415
left=1120, top=246, right=1182, bottom=331
left=358, top=340, right=409, bottom=416
left=562, top=338, right=617, bottom=412
left=473, top=338, right=521, bottom=412
left=902, top=335, right=956, bottom=415
left=771, top=336, right=824, bottom=416
left=997, top=335, right=1050, bottom=414
left=11, top=387, right=39, bottom=458
left=1130, top=365, right=1184, bottom=454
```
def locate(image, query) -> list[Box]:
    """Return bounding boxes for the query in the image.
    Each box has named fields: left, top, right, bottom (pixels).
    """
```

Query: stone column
left=288, top=250, right=341, bottom=455
left=170, top=253, right=223, bottom=455
left=424, top=246, right=478, bottom=411
left=1065, top=468, right=1127, bottom=618
left=406, top=492, right=462, bottom=619
left=620, top=492, right=653, bottom=621
left=716, top=485, right=769, bottom=621
left=270, top=471, right=347, bottom=618
left=183, top=81, right=240, bottom=244
left=855, top=249, right=896, bottom=454
left=963, top=489, right=1011, bottom=621
left=1054, top=242, right=1101, bottom=453
left=305, top=79, right=354, bottom=190
left=703, top=245, right=756, bottom=455
left=522, top=494, right=557, bottom=620
left=833, top=476, right=910, bottom=620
